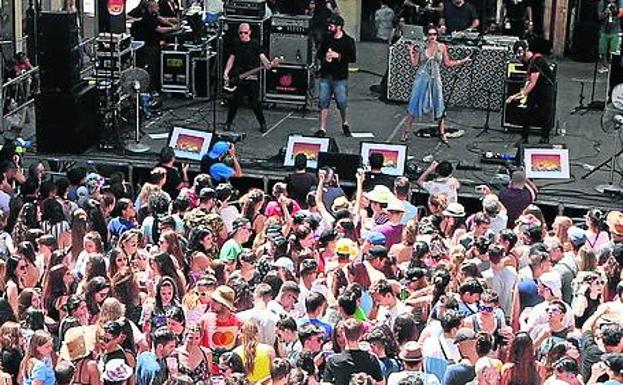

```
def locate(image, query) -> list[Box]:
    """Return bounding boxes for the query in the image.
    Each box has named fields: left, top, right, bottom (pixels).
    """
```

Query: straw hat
left=60, top=326, right=96, bottom=362
left=367, top=185, right=394, bottom=204
left=607, top=211, right=623, bottom=236
left=210, top=285, right=235, bottom=311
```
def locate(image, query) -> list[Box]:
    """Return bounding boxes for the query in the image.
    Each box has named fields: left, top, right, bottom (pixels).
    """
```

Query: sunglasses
left=198, top=291, right=210, bottom=297
left=547, top=307, right=562, bottom=314
left=479, top=305, right=495, bottom=313
left=239, top=31, right=250, bottom=35
left=17, top=264, right=27, bottom=271
left=428, top=32, right=438, bottom=36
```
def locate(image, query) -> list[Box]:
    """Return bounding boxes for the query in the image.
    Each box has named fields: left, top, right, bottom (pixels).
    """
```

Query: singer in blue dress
left=400, top=25, right=472, bottom=142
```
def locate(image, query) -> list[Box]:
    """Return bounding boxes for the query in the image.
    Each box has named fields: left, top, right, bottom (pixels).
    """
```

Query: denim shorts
left=318, top=77, right=348, bottom=110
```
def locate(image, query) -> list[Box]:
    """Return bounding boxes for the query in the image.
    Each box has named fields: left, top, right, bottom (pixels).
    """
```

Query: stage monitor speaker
left=38, top=12, right=80, bottom=93
left=317, top=152, right=361, bottom=182
left=269, top=33, right=312, bottom=65
left=35, top=84, right=99, bottom=154
left=97, top=0, right=127, bottom=33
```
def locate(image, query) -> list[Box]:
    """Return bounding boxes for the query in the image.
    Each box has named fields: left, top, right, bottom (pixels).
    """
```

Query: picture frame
left=283, top=135, right=330, bottom=169
left=168, top=126, right=213, bottom=162
left=360, top=142, right=408, bottom=176
left=523, top=148, right=570, bottom=179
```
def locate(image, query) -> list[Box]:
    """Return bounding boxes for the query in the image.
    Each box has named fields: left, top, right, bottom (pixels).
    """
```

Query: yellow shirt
left=233, top=344, right=272, bottom=383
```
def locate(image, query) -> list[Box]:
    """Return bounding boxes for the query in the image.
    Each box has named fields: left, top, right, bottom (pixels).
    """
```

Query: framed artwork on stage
left=168, top=126, right=213, bottom=162
left=523, top=148, right=570, bottom=179
left=360, top=142, right=408, bottom=176
left=284, top=135, right=330, bottom=169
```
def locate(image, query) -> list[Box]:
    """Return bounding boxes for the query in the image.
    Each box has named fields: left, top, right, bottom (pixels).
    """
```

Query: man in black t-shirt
left=130, top=0, right=177, bottom=91
left=285, top=154, right=317, bottom=209
left=440, top=0, right=479, bottom=33
left=322, top=319, right=383, bottom=385
left=506, top=40, right=555, bottom=144
left=315, top=14, right=356, bottom=138
left=223, top=23, right=273, bottom=133
left=500, top=0, right=532, bottom=37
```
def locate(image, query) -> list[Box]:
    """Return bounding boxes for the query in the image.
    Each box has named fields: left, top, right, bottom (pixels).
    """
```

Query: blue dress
left=407, top=42, right=444, bottom=120
left=23, top=358, right=55, bottom=385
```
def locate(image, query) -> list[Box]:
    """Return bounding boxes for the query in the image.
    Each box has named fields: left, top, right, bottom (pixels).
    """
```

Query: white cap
left=273, top=257, right=295, bottom=272
left=539, top=271, right=562, bottom=298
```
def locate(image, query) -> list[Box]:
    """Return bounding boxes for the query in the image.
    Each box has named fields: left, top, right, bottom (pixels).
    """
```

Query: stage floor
left=25, top=42, right=623, bottom=214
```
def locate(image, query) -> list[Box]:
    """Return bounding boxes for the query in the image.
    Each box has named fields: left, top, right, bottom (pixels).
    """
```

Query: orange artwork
left=292, top=142, right=322, bottom=161
left=371, top=149, right=399, bottom=168
left=530, top=153, right=561, bottom=172
left=175, top=134, right=205, bottom=154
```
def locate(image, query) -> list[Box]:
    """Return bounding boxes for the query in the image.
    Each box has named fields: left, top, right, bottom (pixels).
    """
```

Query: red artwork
left=530, top=153, right=562, bottom=172
left=107, top=0, right=125, bottom=15
left=371, top=149, right=399, bottom=168
left=292, top=142, right=322, bottom=161
left=175, top=134, right=205, bottom=154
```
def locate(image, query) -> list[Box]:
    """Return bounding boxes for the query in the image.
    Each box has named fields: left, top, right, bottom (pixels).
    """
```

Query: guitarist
left=223, top=23, right=273, bottom=133
left=506, top=40, right=555, bottom=144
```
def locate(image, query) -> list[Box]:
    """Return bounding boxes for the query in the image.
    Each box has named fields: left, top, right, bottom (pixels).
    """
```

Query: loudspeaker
left=97, top=0, right=126, bottom=33
left=35, top=84, right=99, bottom=154
left=270, top=33, right=312, bottom=65
left=318, top=152, right=361, bottom=182
left=572, top=21, right=599, bottom=62
left=38, top=12, right=80, bottom=93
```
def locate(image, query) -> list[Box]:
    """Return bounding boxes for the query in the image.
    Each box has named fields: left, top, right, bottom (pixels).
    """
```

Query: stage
left=23, top=42, right=622, bottom=219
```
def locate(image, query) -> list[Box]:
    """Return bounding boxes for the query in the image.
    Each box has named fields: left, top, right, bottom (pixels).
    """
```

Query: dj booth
left=387, top=37, right=514, bottom=111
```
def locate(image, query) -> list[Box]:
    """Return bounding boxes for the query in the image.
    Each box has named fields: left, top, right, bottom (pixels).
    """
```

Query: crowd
left=0, top=139, right=622, bottom=385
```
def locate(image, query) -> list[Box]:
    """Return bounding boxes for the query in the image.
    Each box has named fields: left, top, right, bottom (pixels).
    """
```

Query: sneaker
left=260, top=124, right=267, bottom=133
left=314, top=129, right=326, bottom=137
left=598, top=66, right=609, bottom=74
left=342, top=123, right=352, bottom=137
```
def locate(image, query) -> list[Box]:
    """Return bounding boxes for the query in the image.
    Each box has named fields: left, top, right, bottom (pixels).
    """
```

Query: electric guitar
left=223, top=56, right=284, bottom=92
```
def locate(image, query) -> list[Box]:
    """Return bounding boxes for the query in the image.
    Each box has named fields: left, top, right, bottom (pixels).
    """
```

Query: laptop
left=402, top=25, right=424, bottom=42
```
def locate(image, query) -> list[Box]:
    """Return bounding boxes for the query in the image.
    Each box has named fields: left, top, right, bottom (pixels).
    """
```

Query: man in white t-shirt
left=417, top=160, right=460, bottom=203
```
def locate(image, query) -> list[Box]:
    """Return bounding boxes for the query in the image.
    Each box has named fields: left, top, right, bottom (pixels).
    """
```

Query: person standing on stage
left=506, top=40, right=555, bottom=144
left=223, top=23, right=273, bottom=133
left=399, top=25, right=471, bottom=143
left=315, top=14, right=356, bottom=138
left=439, top=0, right=479, bottom=34
left=130, top=0, right=178, bottom=92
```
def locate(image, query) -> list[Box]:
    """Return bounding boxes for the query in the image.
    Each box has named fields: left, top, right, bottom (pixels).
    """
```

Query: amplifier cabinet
left=264, top=64, right=312, bottom=106
left=270, top=33, right=312, bottom=65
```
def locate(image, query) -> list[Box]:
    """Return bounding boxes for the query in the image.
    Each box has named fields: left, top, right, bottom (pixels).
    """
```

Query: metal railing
left=1, top=66, right=40, bottom=121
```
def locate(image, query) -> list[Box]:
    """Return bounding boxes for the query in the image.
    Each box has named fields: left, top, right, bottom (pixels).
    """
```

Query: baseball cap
left=335, top=238, right=359, bottom=259
left=454, top=328, right=477, bottom=343
left=539, top=271, right=562, bottom=298
left=567, top=226, right=587, bottom=248
left=603, top=353, right=623, bottom=374
left=209, top=163, right=235, bottom=182
left=208, top=141, right=230, bottom=159
left=365, top=231, right=386, bottom=246
left=273, top=257, right=295, bottom=273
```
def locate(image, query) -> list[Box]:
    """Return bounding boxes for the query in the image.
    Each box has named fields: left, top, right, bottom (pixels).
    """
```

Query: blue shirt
left=107, top=217, right=136, bottom=237
left=137, top=352, right=167, bottom=385
left=297, top=316, right=333, bottom=338
left=24, top=358, right=55, bottom=385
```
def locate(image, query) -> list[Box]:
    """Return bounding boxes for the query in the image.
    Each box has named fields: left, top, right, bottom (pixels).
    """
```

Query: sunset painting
left=524, top=148, right=570, bottom=179
left=168, top=126, right=213, bottom=161
left=175, top=133, right=205, bottom=154
left=284, top=136, right=330, bottom=168
left=361, top=142, right=407, bottom=176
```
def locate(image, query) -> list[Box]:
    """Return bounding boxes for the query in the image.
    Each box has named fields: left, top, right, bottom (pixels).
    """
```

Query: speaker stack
left=265, top=15, right=313, bottom=107
left=36, top=11, right=99, bottom=154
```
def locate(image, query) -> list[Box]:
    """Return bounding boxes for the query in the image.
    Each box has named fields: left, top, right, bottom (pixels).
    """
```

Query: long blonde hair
left=239, top=321, right=259, bottom=375
left=98, top=297, right=126, bottom=326
left=20, top=330, right=52, bottom=379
